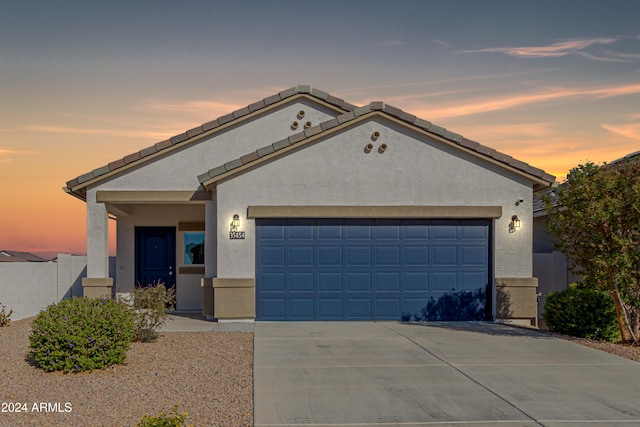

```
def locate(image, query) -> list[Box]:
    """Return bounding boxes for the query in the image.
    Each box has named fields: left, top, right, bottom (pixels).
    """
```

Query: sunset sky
left=1, top=0, right=639, bottom=257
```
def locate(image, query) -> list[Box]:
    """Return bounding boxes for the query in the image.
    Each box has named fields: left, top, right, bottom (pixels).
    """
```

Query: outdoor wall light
left=509, top=215, right=521, bottom=233
left=230, top=214, right=240, bottom=232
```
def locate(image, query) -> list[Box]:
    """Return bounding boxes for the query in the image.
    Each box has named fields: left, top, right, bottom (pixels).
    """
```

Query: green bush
left=29, top=297, right=135, bottom=373
left=131, top=283, right=176, bottom=343
left=544, top=286, right=620, bottom=341
left=0, top=302, right=12, bottom=327
left=138, top=405, right=192, bottom=427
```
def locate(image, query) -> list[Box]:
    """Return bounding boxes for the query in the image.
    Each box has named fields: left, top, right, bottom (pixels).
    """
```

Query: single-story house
left=64, top=85, right=555, bottom=324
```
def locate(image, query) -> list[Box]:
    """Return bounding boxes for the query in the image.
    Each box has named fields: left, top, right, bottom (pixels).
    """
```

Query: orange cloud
left=601, top=123, right=640, bottom=141
left=460, top=37, right=617, bottom=58
left=417, top=83, right=640, bottom=119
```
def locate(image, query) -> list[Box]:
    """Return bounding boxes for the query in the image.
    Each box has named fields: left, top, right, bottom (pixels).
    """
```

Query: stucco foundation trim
left=82, top=277, right=113, bottom=299
left=247, top=205, right=502, bottom=219
left=495, top=277, right=539, bottom=326
left=212, top=279, right=255, bottom=319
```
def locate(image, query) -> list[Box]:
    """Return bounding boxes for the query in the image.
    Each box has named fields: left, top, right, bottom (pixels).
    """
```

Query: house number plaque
left=229, top=231, right=245, bottom=240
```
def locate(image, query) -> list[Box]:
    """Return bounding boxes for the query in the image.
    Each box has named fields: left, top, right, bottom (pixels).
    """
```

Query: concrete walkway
left=159, top=313, right=255, bottom=332
left=254, top=322, right=640, bottom=427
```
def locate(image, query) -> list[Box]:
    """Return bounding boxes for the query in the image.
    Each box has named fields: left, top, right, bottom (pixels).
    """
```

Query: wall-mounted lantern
left=231, top=214, right=240, bottom=231
left=230, top=214, right=245, bottom=239
left=509, top=215, right=521, bottom=233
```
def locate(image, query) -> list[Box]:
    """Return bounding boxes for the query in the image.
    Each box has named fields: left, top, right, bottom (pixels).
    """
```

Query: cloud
left=421, top=82, right=640, bottom=119
left=22, top=125, right=171, bottom=141
left=141, top=100, right=241, bottom=117
left=601, top=123, right=640, bottom=141
left=378, top=39, right=406, bottom=47
left=432, top=39, right=452, bottom=48
left=460, top=37, right=617, bottom=58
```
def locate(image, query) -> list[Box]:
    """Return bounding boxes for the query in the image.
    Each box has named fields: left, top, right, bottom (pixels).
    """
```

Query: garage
left=256, top=218, right=490, bottom=321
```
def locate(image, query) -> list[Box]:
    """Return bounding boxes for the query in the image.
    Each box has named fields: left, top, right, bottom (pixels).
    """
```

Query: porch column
left=201, top=199, right=217, bottom=319
left=82, top=193, right=113, bottom=298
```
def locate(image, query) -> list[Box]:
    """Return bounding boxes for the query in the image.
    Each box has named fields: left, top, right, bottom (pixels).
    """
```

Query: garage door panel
left=290, top=246, right=314, bottom=266
left=377, top=246, right=400, bottom=265
left=318, top=298, right=343, bottom=319
left=405, top=272, right=429, bottom=291
left=289, top=220, right=314, bottom=240
left=290, top=299, right=314, bottom=319
left=259, top=299, right=286, bottom=320
left=376, top=298, right=401, bottom=318
left=433, top=246, right=458, bottom=266
left=347, top=298, right=372, bottom=318
left=346, top=246, right=371, bottom=266
left=261, top=246, right=285, bottom=266
left=290, top=273, right=314, bottom=292
left=318, top=272, right=343, bottom=292
left=256, top=218, right=489, bottom=321
left=318, top=246, right=342, bottom=266
left=346, top=272, right=372, bottom=292
left=405, top=246, right=429, bottom=266
left=260, top=273, right=286, bottom=292
left=376, top=272, right=400, bottom=291
left=433, top=271, right=458, bottom=290
left=462, top=246, right=487, bottom=266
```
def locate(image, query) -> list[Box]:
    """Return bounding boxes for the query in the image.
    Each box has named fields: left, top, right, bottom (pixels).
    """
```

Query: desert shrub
left=0, top=302, right=13, bottom=327
left=29, top=297, right=135, bottom=373
left=137, top=405, right=192, bottom=427
left=544, top=286, right=619, bottom=341
left=130, top=283, right=176, bottom=342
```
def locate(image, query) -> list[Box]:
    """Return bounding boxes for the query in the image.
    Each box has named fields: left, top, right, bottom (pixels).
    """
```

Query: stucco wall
left=94, top=99, right=341, bottom=192
left=0, top=255, right=114, bottom=321
left=216, top=116, right=535, bottom=280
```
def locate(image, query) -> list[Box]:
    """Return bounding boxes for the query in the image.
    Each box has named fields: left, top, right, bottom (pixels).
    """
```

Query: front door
left=135, top=227, right=176, bottom=289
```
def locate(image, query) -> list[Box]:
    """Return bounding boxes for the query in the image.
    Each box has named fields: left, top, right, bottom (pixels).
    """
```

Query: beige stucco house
left=64, top=85, right=555, bottom=324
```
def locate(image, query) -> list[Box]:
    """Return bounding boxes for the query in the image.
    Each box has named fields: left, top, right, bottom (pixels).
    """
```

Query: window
left=183, top=232, right=204, bottom=265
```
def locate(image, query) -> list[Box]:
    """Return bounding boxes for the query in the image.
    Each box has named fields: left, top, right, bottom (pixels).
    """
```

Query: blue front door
left=256, top=219, right=490, bottom=321
left=135, top=227, right=176, bottom=288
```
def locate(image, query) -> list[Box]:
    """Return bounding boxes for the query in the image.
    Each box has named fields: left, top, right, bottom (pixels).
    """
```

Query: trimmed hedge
left=544, top=287, right=619, bottom=341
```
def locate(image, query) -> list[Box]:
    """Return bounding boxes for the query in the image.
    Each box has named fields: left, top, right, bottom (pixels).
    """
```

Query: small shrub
left=131, top=282, right=176, bottom=343
left=29, top=297, right=135, bottom=373
left=544, top=286, right=619, bottom=341
left=0, top=303, right=13, bottom=327
left=138, top=405, right=192, bottom=427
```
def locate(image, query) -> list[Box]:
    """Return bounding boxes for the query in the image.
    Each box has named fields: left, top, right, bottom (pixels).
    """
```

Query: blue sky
left=1, top=0, right=639, bottom=254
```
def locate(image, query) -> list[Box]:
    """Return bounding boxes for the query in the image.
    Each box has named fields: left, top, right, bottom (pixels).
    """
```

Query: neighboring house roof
left=0, top=250, right=49, bottom=262
left=198, top=101, right=556, bottom=191
left=64, top=85, right=555, bottom=199
left=533, top=148, right=640, bottom=216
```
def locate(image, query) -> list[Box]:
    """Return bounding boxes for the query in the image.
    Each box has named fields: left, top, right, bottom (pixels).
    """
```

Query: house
left=64, top=85, right=555, bottom=323
left=0, top=250, right=49, bottom=262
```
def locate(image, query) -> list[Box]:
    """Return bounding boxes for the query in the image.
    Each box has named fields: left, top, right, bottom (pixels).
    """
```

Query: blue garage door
left=256, top=219, right=490, bottom=321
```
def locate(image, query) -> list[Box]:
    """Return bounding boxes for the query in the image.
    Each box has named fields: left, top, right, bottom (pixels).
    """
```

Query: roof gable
left=64, top=85, right=356, bottom=200
left=199, top=101, right=556, bottom=191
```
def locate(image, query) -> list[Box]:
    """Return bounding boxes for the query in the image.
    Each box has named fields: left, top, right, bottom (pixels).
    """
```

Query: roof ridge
left=64, top=85, right=356, bottom=193
left=198, top=101, right=556, bottom=185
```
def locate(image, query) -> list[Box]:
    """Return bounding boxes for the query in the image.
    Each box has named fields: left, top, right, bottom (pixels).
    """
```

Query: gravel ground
left=0, top=318, right=253, bottom=427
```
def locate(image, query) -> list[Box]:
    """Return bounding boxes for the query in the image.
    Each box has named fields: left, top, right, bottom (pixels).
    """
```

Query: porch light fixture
left=509, top=215, right=521, bottom=233
left=231, top=214, right=240, bottom=232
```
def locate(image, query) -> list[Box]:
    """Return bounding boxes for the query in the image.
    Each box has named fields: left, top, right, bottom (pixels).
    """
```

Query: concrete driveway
left=254, top=322, right=640, bottom=427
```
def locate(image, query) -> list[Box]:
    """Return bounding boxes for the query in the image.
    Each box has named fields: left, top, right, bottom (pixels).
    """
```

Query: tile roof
left=63, top=85, right=356, bottom=199
left=64, top=85, right=556, bottom=199
left=197, top=101, right=556, bottom=189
